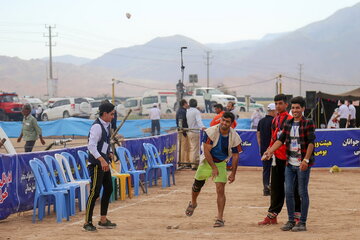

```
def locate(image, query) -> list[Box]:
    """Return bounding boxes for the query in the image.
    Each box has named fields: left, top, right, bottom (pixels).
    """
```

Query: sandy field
left=0, top=167, right=359, bottom=240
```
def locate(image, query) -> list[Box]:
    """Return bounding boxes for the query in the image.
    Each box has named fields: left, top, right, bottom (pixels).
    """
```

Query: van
left=141, top=90, right=176, bottom=115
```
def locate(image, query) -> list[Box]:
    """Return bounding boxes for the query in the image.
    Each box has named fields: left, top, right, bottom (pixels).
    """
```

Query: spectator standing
left=251, top=108, right=263, bottom=129
left=204, top=90, right=212, bottom=113
left=17, top=104, right=45, bottom=152
left=338, top=100, right=350, bottom=128
left=35, top=105, right=43, bottom=121
left=176, top=99, right=190, bottom=168
left=149, top=103, right=161, bottom=136
left=256, top=103, right=276, bottom=196
left=210, top=104, right=237, bottom=129
left=186, top=99, right=206, bottom=170
left=348, top=100, right=356, bottom=128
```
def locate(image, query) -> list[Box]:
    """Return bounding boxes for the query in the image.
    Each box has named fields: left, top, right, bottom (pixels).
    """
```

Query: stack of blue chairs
left=43, top=155, right=81, bottom=215
left=29, top=158, right=71, bottom=223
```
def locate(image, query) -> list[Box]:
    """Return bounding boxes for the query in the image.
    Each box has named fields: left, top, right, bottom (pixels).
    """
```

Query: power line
left=282, top=75, right=359, bottom=86
left=221, top=77, right=277, bottom=89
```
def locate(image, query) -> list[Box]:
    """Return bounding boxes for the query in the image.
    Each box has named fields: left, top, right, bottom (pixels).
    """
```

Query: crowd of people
left=10, top=95, right=357, bottom=232
left=328, top=100, right=357, bottom=128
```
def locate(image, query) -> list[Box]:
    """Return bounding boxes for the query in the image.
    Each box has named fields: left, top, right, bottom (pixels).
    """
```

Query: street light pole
left=180, top=46, right=187, bottom=99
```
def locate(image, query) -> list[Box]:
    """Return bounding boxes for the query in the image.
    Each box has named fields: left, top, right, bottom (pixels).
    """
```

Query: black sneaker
left=98, top=219, right=117, bottom=229
left=280, top=221, right=296, bottom=231
left=83, top=222, right=97, bottom=232
left=291, top=222, right=307, bottom=232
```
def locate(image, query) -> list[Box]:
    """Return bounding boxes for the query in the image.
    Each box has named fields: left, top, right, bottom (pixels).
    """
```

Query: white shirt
left=203, top=92, right=211, bottom=101
left=289, top=121, right=301, bottom=166
left=349, top=104, right=356, bottom=120
left=88, top=118, right=111, bottom=159
left=186, top=107, right=205, bottom=129
left=149, top=107, right=161, bottom=120
left=338, top=104, right=350, bottom=119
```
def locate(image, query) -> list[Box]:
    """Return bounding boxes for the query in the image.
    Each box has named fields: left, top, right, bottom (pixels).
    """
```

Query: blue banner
left=312, top=129, right=360, bottom=168
left=231, top=129, right=360, bottom=168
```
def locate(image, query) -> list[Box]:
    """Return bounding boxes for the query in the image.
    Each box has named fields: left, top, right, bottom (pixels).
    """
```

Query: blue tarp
left=0, top=117, right=251, bottom=138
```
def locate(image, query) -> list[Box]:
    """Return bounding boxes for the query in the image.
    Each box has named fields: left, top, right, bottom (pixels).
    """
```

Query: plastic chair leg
left=127, top=176, right=132, bottom=198
left=160, top=168, right=168, bottom=188
left=133, top=175, right=139, bottom=196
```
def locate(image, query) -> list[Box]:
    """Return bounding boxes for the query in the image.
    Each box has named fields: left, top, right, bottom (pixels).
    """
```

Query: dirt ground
left=0, top=167, right=359, bottom=240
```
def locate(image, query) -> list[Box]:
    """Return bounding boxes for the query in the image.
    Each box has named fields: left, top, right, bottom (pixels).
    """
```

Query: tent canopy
left=317, top=87, right=360, bottom=101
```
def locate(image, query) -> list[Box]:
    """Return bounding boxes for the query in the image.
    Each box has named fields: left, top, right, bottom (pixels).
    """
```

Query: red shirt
left=210, top=111, right=237, bottom=129
left=270, top=111, right=292, bottom=160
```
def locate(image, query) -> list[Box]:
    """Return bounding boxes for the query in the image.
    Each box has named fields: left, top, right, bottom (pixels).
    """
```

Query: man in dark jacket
left=257, top=103, right=276, bottom=196
left=176, top=99, right=190, bottom=168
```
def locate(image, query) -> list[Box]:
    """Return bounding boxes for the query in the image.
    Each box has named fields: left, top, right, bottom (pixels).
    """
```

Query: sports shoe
left=280, top=221, right=296, bottom=231
left=98, top=219, right=117, bottom=229
left=83, top=222, right=97, bottom=232
left=258, top=216, right=277, bottom=225
left=291, top=222, right=307, bottom=232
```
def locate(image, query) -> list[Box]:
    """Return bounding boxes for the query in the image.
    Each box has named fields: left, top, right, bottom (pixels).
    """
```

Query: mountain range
left=1, top=3, right=360, bottom=98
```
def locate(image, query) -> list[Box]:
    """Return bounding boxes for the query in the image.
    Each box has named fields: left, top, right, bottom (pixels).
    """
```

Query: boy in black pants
left=84, top=102, right=117, bottom=231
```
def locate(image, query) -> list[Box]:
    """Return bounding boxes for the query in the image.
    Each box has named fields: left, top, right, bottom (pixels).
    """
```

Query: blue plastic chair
left=55, top=153, right=89, bottom=212
left=61, top=152, right=90, bottom=182
left=30, top=158, right=70, bottom=223
left=77, top=150, right=90, bottom=180
left=143, top=143, right=175, bottom=188
left=116, top=147, right=147, bottom=196
left=44, top=155, right=80, bottom=215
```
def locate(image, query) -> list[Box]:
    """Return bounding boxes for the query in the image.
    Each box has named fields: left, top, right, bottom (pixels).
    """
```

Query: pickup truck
left=183, top=87, right=237, bottom=112
left=236, top=97, right=264, bottom=112
left=0, top=92, right=23, bottom=121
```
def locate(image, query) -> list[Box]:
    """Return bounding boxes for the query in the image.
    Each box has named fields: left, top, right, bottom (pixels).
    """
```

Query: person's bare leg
left=216, top=182, right=226, bottom=220
left=192, top=190, right=200, bottom=206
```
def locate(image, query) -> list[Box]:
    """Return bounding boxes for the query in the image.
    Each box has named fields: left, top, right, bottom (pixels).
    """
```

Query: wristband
left=303, top=159, right=309, bottom=164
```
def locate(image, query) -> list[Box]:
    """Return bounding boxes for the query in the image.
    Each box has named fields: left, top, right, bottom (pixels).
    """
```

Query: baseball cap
left=267, top=103, right=275, bottom=111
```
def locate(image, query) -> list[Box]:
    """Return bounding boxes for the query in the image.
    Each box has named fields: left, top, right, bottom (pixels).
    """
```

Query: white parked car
left=89, top=100, right=102, bottom=119
left=42, top=97, right=92, bottom=121
left=118, top=97, right=142, bottom=116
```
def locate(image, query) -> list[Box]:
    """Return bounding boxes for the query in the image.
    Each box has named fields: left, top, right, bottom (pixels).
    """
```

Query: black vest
left=88, top=118, right=111, bottom=165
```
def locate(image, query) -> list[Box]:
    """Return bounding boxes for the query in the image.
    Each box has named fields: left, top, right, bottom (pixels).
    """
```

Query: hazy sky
left=1, top=0, right=359, bottom=59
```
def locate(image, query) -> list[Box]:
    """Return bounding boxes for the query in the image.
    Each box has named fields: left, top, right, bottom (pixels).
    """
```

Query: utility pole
left=276, top=74, right=283, bottom=94
left=44, top=25, right=58, bottom=97
left=299, top=64, right=303, bottom=96
left=204, top=51, right=212, bottom=88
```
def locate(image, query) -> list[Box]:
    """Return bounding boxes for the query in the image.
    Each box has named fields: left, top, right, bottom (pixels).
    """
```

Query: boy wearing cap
left=256, top=103, right=276, bottom=196
left=84, top=102, right=117, bottom=231
left=149, top=103, right=161, bottom=136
